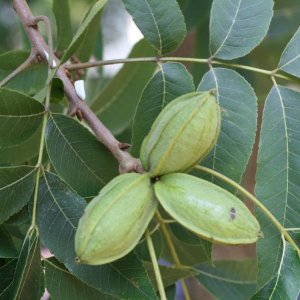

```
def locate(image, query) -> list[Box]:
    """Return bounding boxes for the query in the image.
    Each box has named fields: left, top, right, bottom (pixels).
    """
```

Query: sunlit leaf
left=37, top=172, right=157, bottom=299
left=131, top=62, right=195, bottom=156
left=210, top=0, right=274, bottom=60
left=122, top=0, right=186, bottom=54
left=45, top=113, right=118, bottom=197
left=255, top=85, right=300, bottom=289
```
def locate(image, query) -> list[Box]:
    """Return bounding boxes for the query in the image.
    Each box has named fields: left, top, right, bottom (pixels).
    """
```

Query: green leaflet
left=197, top=260, right=257, bottom=300
left=0, top=166, right=36, bottom=224
left=53, top=0, right=73, bottom=51
left=0, top=88, right=44, bottom=147
left=61, top=0, right=107, bottom=63
left=278, top=27, right=300, bottom=78
left=45, top=258, right=115, bottom=300
left=10, top=229, right=42, bottom=300
left=255, top=85, right=300, bottom=289
left=0, top=51, right=47, bottom=96
left=198, top=68, right=257, bottom=185
left=122, top=0, right=186, bottom=54
left=252, top=241, right=300, bottom=299
left=45, top=113, right=118, bottom=198
left=210, top=0, right=273, bottom=60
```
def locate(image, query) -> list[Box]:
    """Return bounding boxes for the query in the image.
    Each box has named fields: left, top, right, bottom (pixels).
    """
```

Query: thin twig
left=156, top=211, right=191, bottom=300
left=145, top=230, right=167, bottom=300
left=12, top=0, right=142, bottom=173
left=65, top=56, right=293, bottom=81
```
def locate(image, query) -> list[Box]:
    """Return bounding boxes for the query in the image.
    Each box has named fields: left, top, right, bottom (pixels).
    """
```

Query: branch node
left=118, top=142, right=131, bottom=150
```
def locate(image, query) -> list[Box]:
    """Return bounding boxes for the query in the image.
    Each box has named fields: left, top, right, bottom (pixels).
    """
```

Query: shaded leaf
left=144, top=262, right=197, bottom=290
left=37, top=172, right=157, bottom=299
left=131, top=62, right=195, bottom=156
left=252, top=241, right=300, bottom=299
left=278, top=26, right=300, bottom=78
left=210, top=0, right=274, bottom=60
left=0, top=259, right=17, bottom=299
left=197, top=260, right=257, bottom=300
left=0, top=88, right=44, bottom=147
left=197, top=68, right=257, bottom=184
left=0, top=51, right=47, bottom=96
left=10, top=228, right=42, bottom=300
left=61, top=0, right=107, bottom=63
left=122, top=0, right=186, bottom=54
left=75, top=13, right=102, bottom=63
left=0, top=227, right=18, bottom=258
left=161, top=224, right=211, bottom=266
left=0, top=166, right=36, bottom=224
left=45, top=258, right=115, bottom=300
left=91, top=40, right=156, bottom=134
left=53, top=0, right=73, bottom=52
left=0, top=124, right=41, bottom=165
left=165, top=285, right=176, bottom=300
left=45, top=113, right=118, bottom=197
left=255, top=85, right=300, bottom=289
